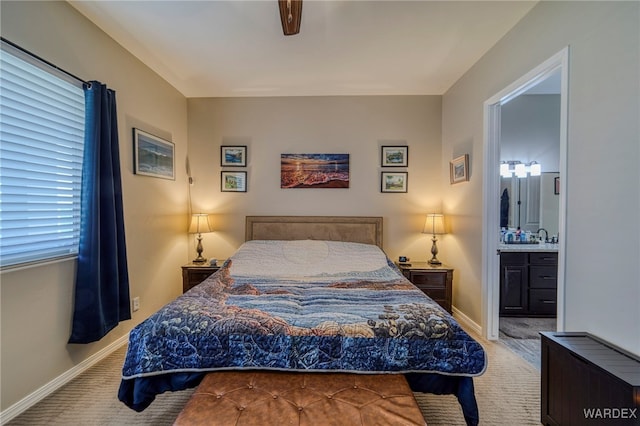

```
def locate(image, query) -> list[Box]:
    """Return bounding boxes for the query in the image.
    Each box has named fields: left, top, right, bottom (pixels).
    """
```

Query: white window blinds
left=0, top=41, right=85, bottom=268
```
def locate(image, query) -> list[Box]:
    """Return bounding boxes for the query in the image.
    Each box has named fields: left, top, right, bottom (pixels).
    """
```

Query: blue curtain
left=69, top=81, right=131, bottom=344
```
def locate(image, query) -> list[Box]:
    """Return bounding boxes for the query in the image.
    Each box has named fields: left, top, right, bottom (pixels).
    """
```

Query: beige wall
left=0, top=1, right=189, bottom=410
left=442, top=1, right=640, bottom=354
left=187, top=96, right=444, bottom=263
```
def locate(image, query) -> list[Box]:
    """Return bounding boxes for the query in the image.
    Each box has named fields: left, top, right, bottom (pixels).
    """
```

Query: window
left=0, top=41, right=85, bottom=268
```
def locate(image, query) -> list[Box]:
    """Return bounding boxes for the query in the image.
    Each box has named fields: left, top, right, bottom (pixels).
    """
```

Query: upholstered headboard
left=245, top=216, right=383, bottom=248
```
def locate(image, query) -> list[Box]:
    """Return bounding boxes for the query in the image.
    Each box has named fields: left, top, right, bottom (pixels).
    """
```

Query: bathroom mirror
left=500, top=173, right=559, bottom=235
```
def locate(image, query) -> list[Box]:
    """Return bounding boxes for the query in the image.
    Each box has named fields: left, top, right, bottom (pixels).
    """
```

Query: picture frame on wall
left=221, top=171, right=247, bottom=192
left=450, top=154, right=469, bottom=184
left=220, top=145, right=247, bottom=167
left=381, top=145, right=408, bottom=167
left=280, top=153, right=350, bottom=188
left=381, top=172, right=408, bottom=193
left=133, top=128, right=175, bottom=180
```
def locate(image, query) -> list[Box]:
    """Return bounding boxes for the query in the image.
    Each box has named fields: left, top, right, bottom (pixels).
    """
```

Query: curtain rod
left=1, top=37, right=89, bottom=86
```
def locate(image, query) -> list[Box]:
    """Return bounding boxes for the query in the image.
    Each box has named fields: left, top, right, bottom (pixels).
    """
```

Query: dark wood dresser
left=541, top=332, right=640, bottom=425
left=396, top=262, right=453, bottom=314
left=181, top=262, right=220, bottom=293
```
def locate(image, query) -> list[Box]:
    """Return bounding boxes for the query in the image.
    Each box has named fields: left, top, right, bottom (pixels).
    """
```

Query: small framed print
left=221, top=171, right=247, bottom=192
left=450, top=154, right=469, bottom=184
left=381, top=172, right=408, bottom=193
left=133, top=128, right=175, bottom=180
left=220, top=145, right=247, bottom=167
left=381, top=145, right=408, bottom=167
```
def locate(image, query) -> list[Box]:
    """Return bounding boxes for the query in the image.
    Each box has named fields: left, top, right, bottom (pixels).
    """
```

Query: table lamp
left=189, top=213, right=213, bottom=264
left=423, top=214, right=446, bottom=265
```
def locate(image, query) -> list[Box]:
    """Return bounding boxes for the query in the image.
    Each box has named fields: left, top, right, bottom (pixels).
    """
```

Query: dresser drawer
left=529, top=252, right=558, bottom=266
left=189, top=270, right=215, bottom=284
left=409, top=272, right=446, bottom=288
left=529, top=266, right=557, bottom=289
left=529, top=289, right=557, bottom=315
left=416, top=287, right=446, bottom=301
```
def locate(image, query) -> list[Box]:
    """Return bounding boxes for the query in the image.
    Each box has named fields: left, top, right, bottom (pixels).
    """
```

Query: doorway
left=482, top=48, right=569, bottom=355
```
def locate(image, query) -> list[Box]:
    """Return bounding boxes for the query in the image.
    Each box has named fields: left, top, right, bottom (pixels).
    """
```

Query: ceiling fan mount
left=278, top=0, right=303, bottom=36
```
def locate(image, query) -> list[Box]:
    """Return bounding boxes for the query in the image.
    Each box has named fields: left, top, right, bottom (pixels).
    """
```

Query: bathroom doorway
left=482, top=48, right=569, bottom=363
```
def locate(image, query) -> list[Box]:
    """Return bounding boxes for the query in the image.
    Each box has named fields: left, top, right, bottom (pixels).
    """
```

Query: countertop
left=498, top=242, right=559, bottom=252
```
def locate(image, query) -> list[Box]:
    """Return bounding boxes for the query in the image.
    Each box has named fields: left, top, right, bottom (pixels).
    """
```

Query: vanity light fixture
left=189, top=213, right=214, bottom=264
left=423, top=214, right=446, bottom=265
left=500, top=161, right=542, bottom=178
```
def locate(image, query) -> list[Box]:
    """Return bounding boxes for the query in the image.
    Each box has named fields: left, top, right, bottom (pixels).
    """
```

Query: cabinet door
left=500, top=263, right=528, bottom=315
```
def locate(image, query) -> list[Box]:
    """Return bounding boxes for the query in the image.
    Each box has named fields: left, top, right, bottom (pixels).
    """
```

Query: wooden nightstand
left=181, top=262, right=221, bottom=293
left=396, top=262, right=453, bottom=314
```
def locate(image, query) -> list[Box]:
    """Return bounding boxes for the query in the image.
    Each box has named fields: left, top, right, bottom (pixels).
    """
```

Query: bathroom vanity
left=498, top=244, right=558, bottom=317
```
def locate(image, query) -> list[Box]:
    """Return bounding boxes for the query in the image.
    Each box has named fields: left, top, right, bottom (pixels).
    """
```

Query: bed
left=118, top=216, right=486, bottom=425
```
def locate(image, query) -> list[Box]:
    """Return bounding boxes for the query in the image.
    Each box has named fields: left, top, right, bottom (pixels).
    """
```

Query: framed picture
left=381, top=145, right=408, bottom=167
left=554, top=177, right=560, bottom=195
left=381, top=172, right=408, bottom=193
left=281, top=154, right=350, bottom=188
left=450, top=154, right=469, bottom=184
left=220, top=145, right=247, bottom=167
left=221, top=171, right=247, bottom=192
left=133, top=128, right=175, bottom=180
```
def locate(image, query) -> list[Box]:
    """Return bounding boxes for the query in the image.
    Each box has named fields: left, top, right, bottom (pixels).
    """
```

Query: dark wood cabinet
left=500, top=252, right=528, bottom=314
left=396, top=262, right=453, bottom=314
left=541, top=332, right=640, bottom=425
left=500, top=251, right=557, bottom=317
left=181, top=263, right=220, bottom=293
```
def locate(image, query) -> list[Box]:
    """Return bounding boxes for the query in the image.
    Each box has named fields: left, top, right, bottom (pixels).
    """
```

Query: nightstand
left=396, top=262, right=453, bottom=314
left=181, top=262, right=221, bottom=293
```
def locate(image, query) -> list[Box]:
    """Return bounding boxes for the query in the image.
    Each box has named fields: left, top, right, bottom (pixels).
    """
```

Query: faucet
left=537, top=228, right=548, bottom=243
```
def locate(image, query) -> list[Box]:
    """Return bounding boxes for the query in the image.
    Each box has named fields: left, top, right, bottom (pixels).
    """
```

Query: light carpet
left=6, top=332, right=540, bottom=425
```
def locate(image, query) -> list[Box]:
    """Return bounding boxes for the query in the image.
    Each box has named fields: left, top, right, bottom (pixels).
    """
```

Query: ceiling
left=68, top=1, right=538, bottom=98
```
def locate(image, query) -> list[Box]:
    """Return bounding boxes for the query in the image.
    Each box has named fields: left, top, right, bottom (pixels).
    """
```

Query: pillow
left=229, top=240, right=389, bottom=277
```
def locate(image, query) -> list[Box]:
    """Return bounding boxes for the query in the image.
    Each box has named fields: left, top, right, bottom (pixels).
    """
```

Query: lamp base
left=192, top=256, right=207, bottom=265
left=193, top=233, right=207, bottom=264
left=428, top=235, right=441, bottom=266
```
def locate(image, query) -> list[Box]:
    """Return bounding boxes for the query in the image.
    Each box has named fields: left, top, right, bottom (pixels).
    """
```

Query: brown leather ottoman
left=174, top=371, right=427, bottom=426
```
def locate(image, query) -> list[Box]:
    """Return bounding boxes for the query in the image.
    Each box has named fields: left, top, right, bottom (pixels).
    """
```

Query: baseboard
left=452, top=305, right=483, bottom=337
left=0, top=335, right=128, bottom=425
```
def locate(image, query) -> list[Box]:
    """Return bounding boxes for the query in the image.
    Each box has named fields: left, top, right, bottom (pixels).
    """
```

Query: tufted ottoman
left=173, top=371, right=427, bottom=425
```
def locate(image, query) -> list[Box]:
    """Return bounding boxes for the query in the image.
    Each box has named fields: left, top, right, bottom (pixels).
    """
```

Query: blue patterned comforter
left=119, top=240, right=486, bottom=413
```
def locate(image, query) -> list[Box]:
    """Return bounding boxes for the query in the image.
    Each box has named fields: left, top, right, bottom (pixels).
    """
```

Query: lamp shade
left=188, top=214, right=214, bottom=234
left=423, top=214, right=446, bottom=235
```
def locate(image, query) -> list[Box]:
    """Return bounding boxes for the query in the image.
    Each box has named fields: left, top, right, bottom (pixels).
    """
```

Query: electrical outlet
left=132, top=297, right=140, bottom=312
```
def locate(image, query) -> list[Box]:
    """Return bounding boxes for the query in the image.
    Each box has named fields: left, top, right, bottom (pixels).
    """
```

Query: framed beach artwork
left=280, top=154, right=350, bottom=188
left=133, top=128, right=175, bottom=180
left=220, top=145, right=247, bottom=167
left=450, top=154, right=469, bottom=184
left=381, top=172, right=408, bottom=193
left=381, top=145, right=408, bottom=167
left=221, top=171, right=247, bottom=192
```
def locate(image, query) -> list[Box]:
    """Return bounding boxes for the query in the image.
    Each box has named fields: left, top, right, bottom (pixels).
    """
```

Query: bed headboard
left=245, top=216, right=383, bottom=248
